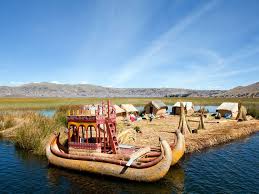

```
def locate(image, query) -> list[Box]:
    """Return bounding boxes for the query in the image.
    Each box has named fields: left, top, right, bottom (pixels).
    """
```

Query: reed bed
left=15, top=111, right=67, bottom=155
left=0, top=113, right=16, bottom=131
left=0, top=97, right=258, bottom=110
left=247, top=104, right=259, bottom=119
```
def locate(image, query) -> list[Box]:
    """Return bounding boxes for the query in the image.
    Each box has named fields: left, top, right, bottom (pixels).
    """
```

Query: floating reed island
left=117, top=117, right=259, bottom=153
left=0, top=101, right=258, bottom=156
left=116, top=102, right=259, bottom=154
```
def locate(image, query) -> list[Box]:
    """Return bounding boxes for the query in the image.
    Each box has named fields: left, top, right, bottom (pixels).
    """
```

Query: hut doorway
left=150, top=106, right=153, bottom=114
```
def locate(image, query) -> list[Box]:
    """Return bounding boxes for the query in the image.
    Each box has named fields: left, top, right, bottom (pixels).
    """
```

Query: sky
left=0, top=0, right=259, bottom=89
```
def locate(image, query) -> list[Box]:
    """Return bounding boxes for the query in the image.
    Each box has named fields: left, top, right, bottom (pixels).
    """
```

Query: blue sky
left=0, top=0, right=258, bottom=89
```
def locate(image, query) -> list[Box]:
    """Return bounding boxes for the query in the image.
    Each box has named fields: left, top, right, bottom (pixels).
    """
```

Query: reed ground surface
left=117, top=115, right=259, bottom=153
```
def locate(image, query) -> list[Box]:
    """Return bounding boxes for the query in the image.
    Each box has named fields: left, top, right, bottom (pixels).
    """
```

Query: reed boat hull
left=170, top=130, right=185, bottom=166
left=46, top=134, right=173, bottom=182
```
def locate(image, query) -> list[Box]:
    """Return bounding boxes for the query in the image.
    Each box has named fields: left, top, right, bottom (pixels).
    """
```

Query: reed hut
left=121, top=104, right=138, bottom=115
left=216, top=102, right=238, bottom=118
left=113, top=104, right=126, bottom=118
left=144, top=100, right=168, bottom=116
left=172, top=102, right=194, bottom=116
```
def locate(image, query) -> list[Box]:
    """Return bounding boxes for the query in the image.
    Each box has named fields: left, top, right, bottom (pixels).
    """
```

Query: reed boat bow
left=170, top=130, right=185, bottom=166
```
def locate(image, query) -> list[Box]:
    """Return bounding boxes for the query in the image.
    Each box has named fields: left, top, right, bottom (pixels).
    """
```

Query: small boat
left=46, top=101, right=185, bottom=182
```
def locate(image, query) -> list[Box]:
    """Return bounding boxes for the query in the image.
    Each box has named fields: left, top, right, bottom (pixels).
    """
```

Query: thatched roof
left=113, top=104, right=126, bottom=114
left=216, top=102, right=238, bottom=112
left=173, top=102, right=193, bottom=111
left=148, top=100, right=168, bottom=109
left=121, top=104, right=138, bottom=113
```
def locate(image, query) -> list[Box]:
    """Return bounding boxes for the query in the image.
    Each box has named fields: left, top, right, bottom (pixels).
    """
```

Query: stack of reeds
left=178, top=102, right=192, bottom=135
left=197, top=107, right=206, bottom=130
left=236, top=102, right=247, bottom=121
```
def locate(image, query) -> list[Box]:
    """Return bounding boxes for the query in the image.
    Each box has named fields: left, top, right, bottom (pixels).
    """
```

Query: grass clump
left=15, top=112, right=65, bottom=155
left=0, top=113, right=16, bottom=131
left=53, top=107, right=68, bottom=127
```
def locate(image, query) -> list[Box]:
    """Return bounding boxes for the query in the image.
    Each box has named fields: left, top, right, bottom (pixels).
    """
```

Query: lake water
left=0, top=133, right=258, bottom=193
left=38, top=110, right=56, bottom=117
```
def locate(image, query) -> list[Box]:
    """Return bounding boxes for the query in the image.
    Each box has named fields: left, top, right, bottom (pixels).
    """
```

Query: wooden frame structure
left=67, top=101, right=119, bottom=154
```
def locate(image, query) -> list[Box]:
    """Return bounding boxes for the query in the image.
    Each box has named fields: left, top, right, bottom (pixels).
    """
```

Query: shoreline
left=185, top=122, right=259, bottom=153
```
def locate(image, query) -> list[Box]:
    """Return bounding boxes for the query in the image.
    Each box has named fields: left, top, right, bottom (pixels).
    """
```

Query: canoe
left=46, top=133, right=173, bottom=182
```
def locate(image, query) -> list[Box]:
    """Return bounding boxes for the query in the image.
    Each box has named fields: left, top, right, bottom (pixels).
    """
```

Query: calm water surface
left=0, top=133, right=258, bottom=193
left=39, top=110, right=56, bottom=117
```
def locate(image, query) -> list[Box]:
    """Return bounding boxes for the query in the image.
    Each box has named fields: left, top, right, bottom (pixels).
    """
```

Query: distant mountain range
left=218, top=82, right=259, bottom=98
left=0, top=82, right=258, bottom=98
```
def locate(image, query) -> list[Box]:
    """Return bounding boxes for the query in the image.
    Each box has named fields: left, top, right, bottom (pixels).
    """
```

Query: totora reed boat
left=46, top=101, right=185, bottom=182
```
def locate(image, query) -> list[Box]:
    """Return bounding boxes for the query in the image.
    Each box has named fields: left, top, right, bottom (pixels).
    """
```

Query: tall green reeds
left=247, top=105, right=259, bottom=119
left=0, top=97, right=258, bottom=110
left=15, top=111, right=66, bottom=155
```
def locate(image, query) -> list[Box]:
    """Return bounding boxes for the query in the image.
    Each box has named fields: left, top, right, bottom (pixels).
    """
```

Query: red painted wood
left=67, top=100, right=119, bottom=153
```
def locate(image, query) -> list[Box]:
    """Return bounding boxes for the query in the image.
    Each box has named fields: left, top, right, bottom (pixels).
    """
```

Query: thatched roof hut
left=113, top=104, right=126, bottom=117
left=144, top=100, right=168, bottom=116
left=216, top=102, right=238, bottom=118
left=172, top=102, right=194, bottom=116
left=121, top=104, right=138, bottom=114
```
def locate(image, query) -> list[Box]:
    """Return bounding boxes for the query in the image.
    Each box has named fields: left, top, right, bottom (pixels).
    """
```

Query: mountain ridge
left=0, top=82, right=258, bottom=98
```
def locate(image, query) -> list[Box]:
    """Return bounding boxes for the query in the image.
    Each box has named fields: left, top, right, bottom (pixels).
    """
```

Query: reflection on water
left=47, top=166, right=184, bottom=193
left=0, top=133, right=259, bottom=193
left=0, top=138, right=184, bottom=193
left=183, top=133, right=259, bottom=193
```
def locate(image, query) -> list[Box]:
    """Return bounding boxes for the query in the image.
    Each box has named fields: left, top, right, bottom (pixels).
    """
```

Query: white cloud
left=160, top=45, right=259, bottom=89
left=78, top=81, right=88, bottom=84
left=210, top=66, right=259, bottom=78
left=8, top=81, right=28, bottom=86
left=112, top=0, right=219, bottom=86
left=50, top=81, right=63, bottom=84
